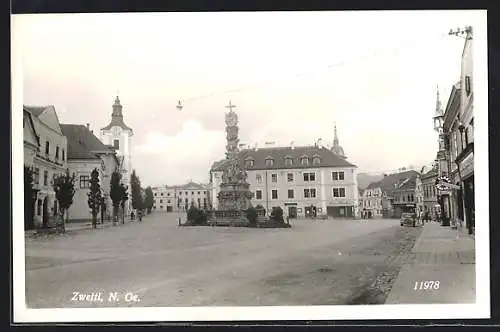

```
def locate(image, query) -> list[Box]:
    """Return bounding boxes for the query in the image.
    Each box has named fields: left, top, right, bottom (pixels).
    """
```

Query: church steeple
left=331, top=122, right=346, bottom=159
left=101, top=94, right=133, bottom=134
left=112, top=95, right=123, bottom=118
left=435, top=85, right=444, bottom=117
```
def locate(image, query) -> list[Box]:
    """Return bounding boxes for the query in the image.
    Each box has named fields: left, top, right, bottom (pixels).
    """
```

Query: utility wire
left=176, top=32, right=451, bottom=108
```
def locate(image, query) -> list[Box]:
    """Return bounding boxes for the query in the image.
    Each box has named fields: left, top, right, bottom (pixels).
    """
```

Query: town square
left=13, top=10, right=486, bottom=319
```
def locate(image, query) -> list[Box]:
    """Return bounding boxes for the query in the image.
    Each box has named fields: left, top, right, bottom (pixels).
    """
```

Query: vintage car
left=400, top=205, right=417, bottom=227
left=400, top=212, right=416, bottom=226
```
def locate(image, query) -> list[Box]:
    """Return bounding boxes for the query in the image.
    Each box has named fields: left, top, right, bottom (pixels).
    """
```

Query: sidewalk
left=385, top=222, right=475, bottom=304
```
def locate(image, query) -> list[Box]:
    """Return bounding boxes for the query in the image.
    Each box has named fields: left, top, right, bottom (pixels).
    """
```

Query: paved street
left=25, top=213, right=420, bottom=307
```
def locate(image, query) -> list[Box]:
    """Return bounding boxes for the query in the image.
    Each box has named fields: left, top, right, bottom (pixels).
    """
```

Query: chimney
left=86, top=123, right=90, bottom=130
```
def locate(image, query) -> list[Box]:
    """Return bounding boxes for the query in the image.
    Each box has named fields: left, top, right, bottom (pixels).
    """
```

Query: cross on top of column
left=225, top=101, right=237, bottom=112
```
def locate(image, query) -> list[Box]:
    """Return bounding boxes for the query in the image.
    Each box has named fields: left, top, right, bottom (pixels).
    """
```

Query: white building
left=100, top=96, right=133, bottom=214
left=23, top=105, right=68, bottom=228
left=61, top=124, right=119, bottom=221
left=152, top=182, right=209, bottom=212
left=210, top=141, right=359, bottom=218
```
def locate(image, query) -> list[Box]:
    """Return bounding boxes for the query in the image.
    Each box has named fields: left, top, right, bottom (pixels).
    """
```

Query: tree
left=130, top=170, right=143, bottom=211
left=110, top=171, right=122, bottom=224
left=119, top=183, right=129, bottom=224
left=24, top=166, right=35, bottom=230
left=144, top=186, right=154, bottom=214
left=87, top=168, right=102, bottom=229
left=53, top=169, right=76, bottom=232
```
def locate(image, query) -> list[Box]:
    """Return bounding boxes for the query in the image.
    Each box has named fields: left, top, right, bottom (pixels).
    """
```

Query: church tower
left=100, top=95, right=134, bottom=211
left=331, top=123, right=347, bottom=159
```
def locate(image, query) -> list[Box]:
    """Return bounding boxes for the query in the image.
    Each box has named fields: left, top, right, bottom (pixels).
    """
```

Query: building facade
left=100, top=96, right=133, bottom=214
left=61, top=124, right=119, bottom=221
left=421, top=167, right=439, bottom=220
left=364, top=170, right=422, bottom=219
left=442, top=27, right=474, bottom=234
left=152, top=182, right=209, bottom=212
left=23, top=105, right=68, bottom=228
left=210, top=144, right=359, bottom=219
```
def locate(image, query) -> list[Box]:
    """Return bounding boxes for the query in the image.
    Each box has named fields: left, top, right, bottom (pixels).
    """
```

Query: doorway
left=288, top=206, right=297, bottom=219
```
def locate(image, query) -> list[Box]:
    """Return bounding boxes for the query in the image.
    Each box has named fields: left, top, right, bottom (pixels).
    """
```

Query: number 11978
left=414, top=280, right=440, bottom=290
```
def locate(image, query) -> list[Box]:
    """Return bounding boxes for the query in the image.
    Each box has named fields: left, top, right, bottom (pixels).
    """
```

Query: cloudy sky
left=14, top=10, right=484, bottom=187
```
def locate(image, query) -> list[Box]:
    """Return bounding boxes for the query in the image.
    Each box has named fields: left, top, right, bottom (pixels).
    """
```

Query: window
left=34, top=168, right=40, bottom=184
left=204, top=191, right=207, bottom=195
left=265, top=158, right=274, bottom=167
left=256, top=190, right=262, bottom=199
left=37, top=199, right=42, bottom=216
left=43, top=170, right=48, bottom=185
left=333, top=188, right=345, bottom=197
left=285, top=157, right=293, bottom=166
left=185, top=192, right=188, bottom=195
left=313, top=156, right=321, bottom=165
left=160, top=199, right=163, bottom=203
left=256, top=174, right=262, bottom=183
left=287, top=173, right=294, bottom=182
left=288, top=189, right=294, bottom=199
left=55, top=146, right=59, bottom=160
left=303, top=172, right=315, bottom=181
left=45, top=141, right=50, bottom=155
left=271, top=190, right=278, bottom=199
left=304, top=188, right=316, bottom=198
left=465, top=75, right=471, bottom=96
left=167, top=200, right=171, bottom=204
left=161, top=193, right=163, bottom=196
left=179, top=192, right=182, bottom=195
left=271, top=174, right=277, bottom=182
left=79, top=175, right=90, bottom=188
left=113, top=139, right=119, bottom=149
left=160, top=206, right=163, bottom=209
left=192, top=191, right=194, bottom=195
left=168, top=193, right=171, bottom=196
left=203, top=198, right=207, bottom=209
left=198, top=191, right=200, bottom=195
left=332, top=171, right=345, bottom=180
left=245, top=159, right=254, bottom=167
left=154, top=193, right=157, bottom=196
left=62, top=149, right=65, bottom=161
left=301, top=157, right=308, bottom=166
left=402, top=195, right=406, bottom=202
left=197, top=198, right=201, bottom=207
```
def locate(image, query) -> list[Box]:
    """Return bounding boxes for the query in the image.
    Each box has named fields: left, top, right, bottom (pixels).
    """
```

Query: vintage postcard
left=12, top=10, right=489, bottom=322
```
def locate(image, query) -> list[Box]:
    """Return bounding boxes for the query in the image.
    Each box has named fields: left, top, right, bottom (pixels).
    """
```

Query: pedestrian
left=138, top=209, right=143, bottom=222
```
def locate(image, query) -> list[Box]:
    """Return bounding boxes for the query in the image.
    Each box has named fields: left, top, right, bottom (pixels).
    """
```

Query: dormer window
left=285, top=156, right=293, bottom=166
left=245, top=157, right=255, bottom=167
left=300, top=156, right=309, bottom=166
left=312, top=155, right=321, bottom=165
left=265, top=157, right=274, bottom=167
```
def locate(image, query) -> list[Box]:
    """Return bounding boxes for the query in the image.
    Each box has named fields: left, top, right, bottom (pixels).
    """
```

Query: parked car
left=400, top=204, right=417, bottom=227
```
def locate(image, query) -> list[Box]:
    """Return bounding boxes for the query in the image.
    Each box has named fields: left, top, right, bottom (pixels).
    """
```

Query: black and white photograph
left=12, top=9, right=489, bottom=322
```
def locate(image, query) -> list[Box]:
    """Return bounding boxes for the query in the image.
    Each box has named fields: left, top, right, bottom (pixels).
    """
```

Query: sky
left=14, top=10, right=484, bottom=187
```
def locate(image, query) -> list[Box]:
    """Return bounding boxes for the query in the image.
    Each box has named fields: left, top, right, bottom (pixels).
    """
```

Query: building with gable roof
left=100, top=96, right=134, bottom=214
left=61, top=124, right=120, bottom=221
left=210, top=141, right=359, bottom=218
left=151, top=182, right=209, bottom=212
left=23, top=105, right=68, bottom=228
left=362, top=170, right=423, bottom=219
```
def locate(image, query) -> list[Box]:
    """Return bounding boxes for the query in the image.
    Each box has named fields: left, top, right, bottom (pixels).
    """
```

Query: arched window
left=300, top=156, right=309, bottom=166
left=245, top=157, right=255, bottom=167
left=265, top=156, right=274, bottom=167
left=285, top=156, right=293, bottom=166
left=312, top=154, right=321, bottom=165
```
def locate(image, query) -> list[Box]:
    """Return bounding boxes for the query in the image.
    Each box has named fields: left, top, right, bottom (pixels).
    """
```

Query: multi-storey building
left=23, top=105, right=68, bottom=228
left=361, top=186, right=383, bottom=218
left=364, top=170, right=422, bottom=219
left=60, top=124, right=119, bottom=221
left=100, top=96, right=133, bottom=215
left=421, top=167, right=438, bottom=220
left=442, top=26, right=474, bottom=234
left=152, top=182, right=209, bottom=212
left=210, top=141, right=359, bottom=219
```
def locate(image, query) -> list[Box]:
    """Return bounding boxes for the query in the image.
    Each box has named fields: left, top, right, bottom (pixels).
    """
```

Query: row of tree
left=24, top=166, right=155, bottom=232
